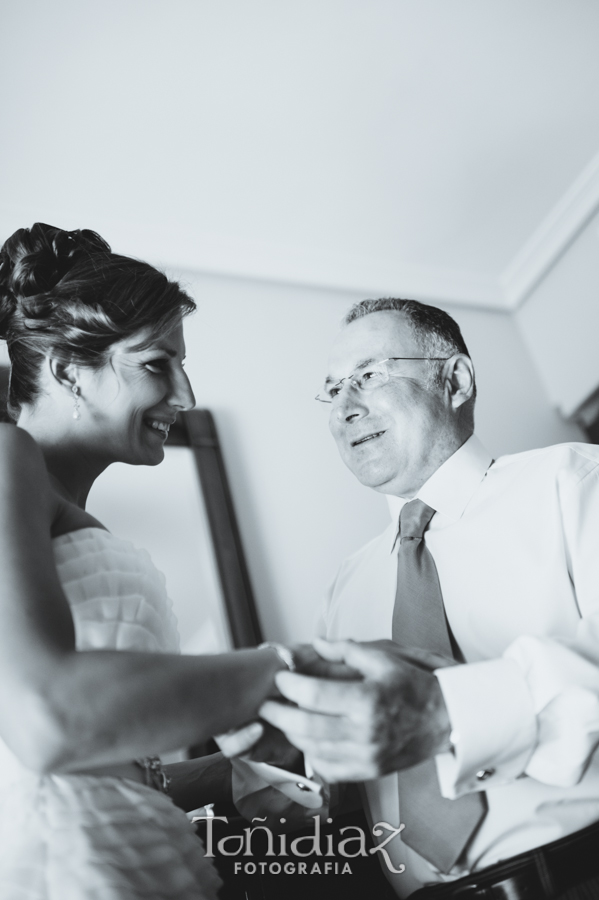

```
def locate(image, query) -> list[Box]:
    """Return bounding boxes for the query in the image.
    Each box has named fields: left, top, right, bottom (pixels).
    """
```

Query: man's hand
left=259, top=638, right=455, bottom=783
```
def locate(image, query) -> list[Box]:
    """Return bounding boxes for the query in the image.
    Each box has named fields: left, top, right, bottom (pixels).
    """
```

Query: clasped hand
left=218, top=639, right=455, bottom=783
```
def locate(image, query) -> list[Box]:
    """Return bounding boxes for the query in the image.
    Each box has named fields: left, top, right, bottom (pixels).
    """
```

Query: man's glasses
left=315, top=357, right=451, bottom=403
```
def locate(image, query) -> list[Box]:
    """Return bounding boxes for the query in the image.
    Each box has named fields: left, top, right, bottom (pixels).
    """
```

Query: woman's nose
left=169, top=368, right=196, bottom=411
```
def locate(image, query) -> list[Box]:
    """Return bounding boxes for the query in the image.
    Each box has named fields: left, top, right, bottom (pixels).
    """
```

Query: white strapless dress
left=0, top=527, right=222, bottom=900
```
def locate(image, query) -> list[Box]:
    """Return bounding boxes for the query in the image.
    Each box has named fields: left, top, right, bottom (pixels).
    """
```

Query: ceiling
left=1, top=0, right=598, bottom=309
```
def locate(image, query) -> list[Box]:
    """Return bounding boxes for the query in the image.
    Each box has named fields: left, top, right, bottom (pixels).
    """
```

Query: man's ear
left=444, top=355, right=475, bottom=411
left=48, top=358, right=79, bottom=392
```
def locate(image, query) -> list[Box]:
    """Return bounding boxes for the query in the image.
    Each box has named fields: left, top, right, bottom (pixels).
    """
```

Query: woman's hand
left=217, top=721, right=303, bottom=772
left=215, top=640, right=361, bottom=769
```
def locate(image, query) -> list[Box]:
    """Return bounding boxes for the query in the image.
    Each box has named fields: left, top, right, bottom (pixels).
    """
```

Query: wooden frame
left=167, top=410, right=263, bottom=648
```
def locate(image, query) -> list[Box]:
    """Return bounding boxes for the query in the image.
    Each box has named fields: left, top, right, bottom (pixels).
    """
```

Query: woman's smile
left=142, top=417, right=174, bottom=439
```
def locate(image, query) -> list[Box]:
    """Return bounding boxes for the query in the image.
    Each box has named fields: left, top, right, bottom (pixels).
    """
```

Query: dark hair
left=344, top=297, right=476, bottom=411
left=0, top=223, right=196, bottom=420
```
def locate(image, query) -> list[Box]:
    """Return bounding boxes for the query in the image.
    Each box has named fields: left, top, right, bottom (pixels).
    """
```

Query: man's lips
left=351, top=430, right=386, bottom=447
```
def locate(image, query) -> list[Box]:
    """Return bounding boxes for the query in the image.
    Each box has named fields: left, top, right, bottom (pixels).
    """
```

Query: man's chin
left=350, top=465, right=398, bottom=492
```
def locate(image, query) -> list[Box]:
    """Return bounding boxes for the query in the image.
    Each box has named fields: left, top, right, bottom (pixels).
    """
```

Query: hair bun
left=0, top=223, right=111, bottom=338
left=2, top=223, right=111, bottom=298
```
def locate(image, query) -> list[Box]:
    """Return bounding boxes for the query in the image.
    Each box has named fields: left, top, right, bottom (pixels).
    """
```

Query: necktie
left=392, top=499, right=486, bottom=873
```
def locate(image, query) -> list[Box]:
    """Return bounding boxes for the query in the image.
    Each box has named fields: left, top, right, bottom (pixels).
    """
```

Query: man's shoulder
left=494, top=442, right=599, bottom=484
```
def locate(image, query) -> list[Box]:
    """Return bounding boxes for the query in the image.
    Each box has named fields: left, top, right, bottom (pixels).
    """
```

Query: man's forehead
left=326, top=311, right=417, bottom=378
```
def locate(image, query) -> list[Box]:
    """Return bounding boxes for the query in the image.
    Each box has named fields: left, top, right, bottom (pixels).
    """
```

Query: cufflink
left=475, top=768, right=495, bottom=781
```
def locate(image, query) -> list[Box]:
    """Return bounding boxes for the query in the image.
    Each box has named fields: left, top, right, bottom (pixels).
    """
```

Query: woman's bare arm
left=0, top=425, right=284, bottom=773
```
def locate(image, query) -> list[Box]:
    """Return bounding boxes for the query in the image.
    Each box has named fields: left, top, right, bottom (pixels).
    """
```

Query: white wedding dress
left=0, top=527, right=222, bottom=900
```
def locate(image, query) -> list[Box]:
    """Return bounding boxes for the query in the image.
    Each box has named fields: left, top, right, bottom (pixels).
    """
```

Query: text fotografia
left=193, top=814, right=407, bottom=876
left=236, top=861, right=351, bottom=876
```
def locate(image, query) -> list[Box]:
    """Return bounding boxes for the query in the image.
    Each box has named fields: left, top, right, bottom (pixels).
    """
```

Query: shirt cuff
left=434, top=658, right=537, bottom=798
left=231, top=757, right=325, bottom=809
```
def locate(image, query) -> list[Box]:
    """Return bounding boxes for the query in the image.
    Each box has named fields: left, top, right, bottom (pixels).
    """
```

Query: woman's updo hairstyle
left=0, top=223, right=196, bottom=420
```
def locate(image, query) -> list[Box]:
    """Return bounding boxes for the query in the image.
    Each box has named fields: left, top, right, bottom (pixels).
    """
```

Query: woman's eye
left=145, top=359, right=168, bottom=374
left=329, top=386, right=341, bottom=398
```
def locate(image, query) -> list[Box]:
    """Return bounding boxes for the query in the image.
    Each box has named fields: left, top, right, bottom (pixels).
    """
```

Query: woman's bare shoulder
left=0, top=424, right=48, bottom=478
left=0, top=426, right=104, bottom=535
left=0, top=424, right=59, bottom=516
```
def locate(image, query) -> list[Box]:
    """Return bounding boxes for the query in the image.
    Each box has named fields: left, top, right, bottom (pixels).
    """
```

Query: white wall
left=449, top=302, right=584, bottom=454
left=173, top=272, right=582, bottom=643
left=177, top=274, right=390, bottom=644
left=515, top=209, right=599, bottom=417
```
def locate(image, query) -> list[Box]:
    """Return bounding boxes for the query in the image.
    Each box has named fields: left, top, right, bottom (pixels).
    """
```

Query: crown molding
left=501, top=151, right=599, bottom=310
left=0, top=204, right=504, bottom=310
left=148, top=226, right=505, bottom=309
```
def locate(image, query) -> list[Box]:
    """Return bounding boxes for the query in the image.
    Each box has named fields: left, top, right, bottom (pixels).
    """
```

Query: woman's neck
left=47, top=469, right=91, bottom=509
left=17, top=411, right=107, bottom=509
left=43, top=442, right=109, bottom=509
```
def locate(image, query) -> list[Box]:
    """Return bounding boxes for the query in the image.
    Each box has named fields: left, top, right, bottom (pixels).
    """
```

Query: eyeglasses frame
left=315, top=356, right=453, bottom=403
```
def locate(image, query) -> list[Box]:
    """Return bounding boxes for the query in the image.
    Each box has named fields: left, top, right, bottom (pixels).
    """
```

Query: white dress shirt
left=234, top=435, right=599, bottom=896
left=318, top=434, right=599, bottom=895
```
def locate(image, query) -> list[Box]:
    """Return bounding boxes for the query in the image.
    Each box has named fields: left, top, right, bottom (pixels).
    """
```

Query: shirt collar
left=386, top=434, right=493, bottom=551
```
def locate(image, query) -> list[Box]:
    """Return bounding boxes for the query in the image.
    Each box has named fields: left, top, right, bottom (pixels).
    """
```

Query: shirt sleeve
left=434, top=457, right=599, bottom=798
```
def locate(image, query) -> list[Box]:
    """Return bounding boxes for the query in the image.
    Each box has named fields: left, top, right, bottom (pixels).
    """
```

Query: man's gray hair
left=345, top=297, right=476, bottom=406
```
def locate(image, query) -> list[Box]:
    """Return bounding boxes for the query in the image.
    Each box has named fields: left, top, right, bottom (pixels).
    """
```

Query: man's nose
left=333, top=383, right=368, bottom=422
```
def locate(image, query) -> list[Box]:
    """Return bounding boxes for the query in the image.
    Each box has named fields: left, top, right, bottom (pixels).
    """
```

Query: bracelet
left=258, top=641, right=296, bottom=672
left=134, top=756, right=172, bottom=794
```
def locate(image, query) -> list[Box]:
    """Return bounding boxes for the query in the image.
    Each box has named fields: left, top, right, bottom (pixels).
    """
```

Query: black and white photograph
left=1, top=2, right=599, bottom=898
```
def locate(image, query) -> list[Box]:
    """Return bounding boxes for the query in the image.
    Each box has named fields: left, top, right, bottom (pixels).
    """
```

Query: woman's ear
left=48, top=358, right=78, bottom=391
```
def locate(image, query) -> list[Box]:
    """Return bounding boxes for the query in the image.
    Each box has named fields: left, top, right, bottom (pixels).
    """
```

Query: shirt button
left=476, top=768, right=495, bottom=781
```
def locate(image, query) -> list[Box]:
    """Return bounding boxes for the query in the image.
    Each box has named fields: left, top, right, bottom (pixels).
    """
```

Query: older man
left=258, top=298, right=599, bottom=899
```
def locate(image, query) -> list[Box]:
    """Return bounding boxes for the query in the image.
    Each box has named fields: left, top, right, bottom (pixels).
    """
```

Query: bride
left=0, top=223, right=297, bottom=899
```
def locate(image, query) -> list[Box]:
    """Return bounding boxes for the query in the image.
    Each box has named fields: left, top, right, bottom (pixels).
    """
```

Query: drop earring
left=72, top=384, right=81, bottom=420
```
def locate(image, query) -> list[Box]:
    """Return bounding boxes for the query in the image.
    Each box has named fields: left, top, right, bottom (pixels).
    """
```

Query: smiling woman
left=1, top=224, right=197, bottom=497
left=0, top=223, right=296, bottom=900
left=1, top=225, right=196, bottom=417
